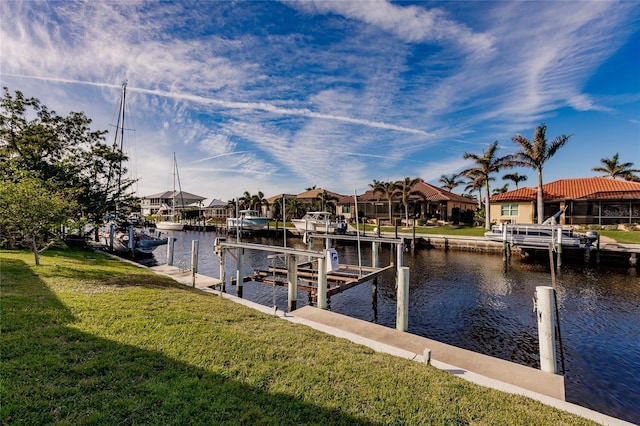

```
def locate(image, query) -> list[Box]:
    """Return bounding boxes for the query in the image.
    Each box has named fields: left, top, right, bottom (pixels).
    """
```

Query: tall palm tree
left=462, top=170, right=486, bottom=209
left=592, top=153, right=640, bottom=182
left=371, top=180, right=398, bottom=225
left=239, top=191, right=252, bottom=210
left=460, top=141, right=514, bottom=229
left=512, top=123, right=572, bottom=224
left=316, top=190, right=338, bottom=213
left=286, top=198, right=306, bottom=219
left=502, top=172, right=528, bottom=189
left=395, top=177, right=422, bottom=226
left=439, top=173, right=464, bottom=192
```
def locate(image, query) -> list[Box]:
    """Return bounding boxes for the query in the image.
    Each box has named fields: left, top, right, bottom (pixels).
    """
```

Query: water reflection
left=150, top=230, right=640, bottom=423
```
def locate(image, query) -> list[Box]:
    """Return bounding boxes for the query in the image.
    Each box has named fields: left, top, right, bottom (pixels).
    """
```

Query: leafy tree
left=502, top=172, right=528, bottom=189
left=439, top=174, right=464, bottom=192
left=0, top=87, right=130, bottom=225
left=592, top=153, right=640, bottom=182
left=0, top=172, right=77, bottom=265
left=461, top=141, right=514, bottom=229
left=395, top=177, right=422, bottom=226
left=512, top=123, right=572, bottom=224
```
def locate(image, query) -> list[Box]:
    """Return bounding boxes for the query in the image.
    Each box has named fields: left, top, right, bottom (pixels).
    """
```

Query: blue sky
left=1, top=1, right=639, bottom=202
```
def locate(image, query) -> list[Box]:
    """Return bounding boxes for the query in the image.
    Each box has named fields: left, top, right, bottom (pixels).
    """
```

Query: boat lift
left=214, top=234, right=407, bottom=318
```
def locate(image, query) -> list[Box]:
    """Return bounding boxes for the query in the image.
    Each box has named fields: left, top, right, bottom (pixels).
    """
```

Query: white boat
left=484, top=209, right=591, bottom=248
left=484, top=223, right=581, bottom=248
left=226, top=210, right=270, bottom=231
left=156, top=153, right=185, bottom=231
left=292, top=211, right=347, bottom=234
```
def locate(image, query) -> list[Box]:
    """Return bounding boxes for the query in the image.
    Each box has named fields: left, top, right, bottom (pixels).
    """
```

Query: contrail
left=4, top=73, right=431, bottom=136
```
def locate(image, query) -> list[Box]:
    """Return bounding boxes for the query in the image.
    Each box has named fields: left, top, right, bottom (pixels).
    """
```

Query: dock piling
left=396, top=266, right=409, bottom=332
left=287, top=255, right=297, bottom=312
left=191, top=240, right=199, bottom=287
left=236, top=248, right=244, bottom=298
left=535, top=286, right=558, bottom=374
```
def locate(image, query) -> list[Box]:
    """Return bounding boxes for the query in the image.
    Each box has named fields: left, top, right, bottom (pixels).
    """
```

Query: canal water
left=147, top=230, right=640, bottom=424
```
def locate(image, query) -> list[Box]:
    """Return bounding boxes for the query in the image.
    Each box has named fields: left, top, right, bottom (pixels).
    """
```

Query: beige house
left=489, top=177, right=640, bottom=225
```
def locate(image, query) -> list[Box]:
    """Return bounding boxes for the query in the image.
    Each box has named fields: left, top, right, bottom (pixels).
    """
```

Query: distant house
left=140, top=191, right=206, bottom=216
left=489, top=177, right=640, bottom=225
left=337, top=181, right=477, bottom=225
left=203, top=198, right=229, bottom=220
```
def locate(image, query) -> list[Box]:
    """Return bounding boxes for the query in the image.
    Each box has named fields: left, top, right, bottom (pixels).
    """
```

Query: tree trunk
left=537, top=169, right=544, bottom=224
left=484, top=181, right=491, bottom=230
left=32, top=234, right=40, bottom=266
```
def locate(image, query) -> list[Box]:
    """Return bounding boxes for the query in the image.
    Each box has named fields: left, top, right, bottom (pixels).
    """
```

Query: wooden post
left=128, top=225, right=135, bottom=258
left=108, top=223, right=115, bottom=252
left=317, top=257, right=327, bottom=309
left=191, top=240, right=199, bottom=287
left=536, top=286, right=558, bottom=374
left=372, top=241, right=380, bottom=268
left=219, top=248, right=226, bottom=294
left=396, top=266, right=409, bottom=331
left=396, top=239, right=404, bottom=270
left=287, top=255, right=297, bottom=312
left=236, top=248, right=244, bottom=298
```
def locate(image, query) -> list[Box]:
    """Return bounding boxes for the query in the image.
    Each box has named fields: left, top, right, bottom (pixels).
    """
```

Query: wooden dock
left=250, top=261, right=394, bottom=303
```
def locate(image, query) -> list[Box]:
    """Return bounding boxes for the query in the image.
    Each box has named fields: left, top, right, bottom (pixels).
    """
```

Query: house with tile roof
left=337, top=181, right=477, bottom=225
left=489, top=177, right=640, bottom=225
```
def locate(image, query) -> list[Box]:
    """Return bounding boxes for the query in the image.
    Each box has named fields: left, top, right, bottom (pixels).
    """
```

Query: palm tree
left=372, top=181, right=398, bottom=225
left=316, top=190, right=338, bottom=213
left=239, top=191, right=252, bottom=210
left=502, top=172, right=528, bottom=189
left=592, top=153, right=640, bottom=182
left=492, top=183, right=509, bottom=195
left=395, top=177, right=422, bottom=226
left=460, top=141, right=514, bottom=229
left=286, top=198, right=306, bottom=219
left=439, top=173, right=464, bottom=192
left=512, top=123, right=572, bottom=224
left=462, top=170, right=486, bottom=209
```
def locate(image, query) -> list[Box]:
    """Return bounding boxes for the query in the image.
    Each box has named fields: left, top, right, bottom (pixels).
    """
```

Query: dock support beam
left=317, top=257, right=327, bottom=309
left=396, top=238, right=404, bottom=271
left=236, top=248, right=244, bottom=298
left=536, top=286, right=558, bottom=374
left=556, top=227, right=563, bottom=269
left=218, top=249, right=226, bottom=293
left=396, top=266, right=409, bottom=332
left=287, top=255, right=297, bottom=312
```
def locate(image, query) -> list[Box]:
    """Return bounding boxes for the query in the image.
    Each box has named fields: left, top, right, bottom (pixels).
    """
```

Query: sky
left=1, top=1, right=639, bottom=202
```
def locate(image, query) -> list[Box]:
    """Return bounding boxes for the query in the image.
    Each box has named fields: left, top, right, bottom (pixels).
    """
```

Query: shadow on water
left=149, top=230, right=640, bottom=424
left=1, top=256, right=376, bottom=425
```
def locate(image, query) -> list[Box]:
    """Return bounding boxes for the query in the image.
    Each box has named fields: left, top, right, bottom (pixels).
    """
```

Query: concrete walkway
left=142, top=262, right=633, bottom=425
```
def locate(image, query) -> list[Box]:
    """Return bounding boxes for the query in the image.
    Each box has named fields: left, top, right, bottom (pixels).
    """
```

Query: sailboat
left=156, top=153, right=185, bottom=231
left=100, top=82, right=168, bottom=257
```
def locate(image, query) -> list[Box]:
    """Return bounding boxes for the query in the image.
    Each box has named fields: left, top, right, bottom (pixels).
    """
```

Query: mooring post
left=535, top=286, right=558, bottom=374
left=287, top=254, right=297, bottom=312
left=191, top=240, right=199, bottom=287
left=317, top=256, right=327, bottom=309
left=396, top=239, right=404, bottom=270
left=556, top=226, right=563, bottom=268
left=596, top=235, right=601, bottom=264
left=219, top=249, right=226, bottom=294
left=396, top=266, right=409, bottom=331
left=372, top=241, right=380, bottom=268
left=128, top=225, right=135, bottom=258
left=236, top=248, right=244, bottom=298
left=502, top=224, right=508, bottom=262
left=167, top=237, right=175, bottom=266
left=108, top=223, right=115, bottom=252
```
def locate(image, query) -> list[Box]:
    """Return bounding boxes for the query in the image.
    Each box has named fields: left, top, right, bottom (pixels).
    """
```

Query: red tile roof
left=339, top=181, right=476, bottom=206
left=490, top=177, right=640, bottom=202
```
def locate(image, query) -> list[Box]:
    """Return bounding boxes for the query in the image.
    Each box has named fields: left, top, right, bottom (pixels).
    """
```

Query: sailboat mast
left=115, top=82, right=127, bottom=219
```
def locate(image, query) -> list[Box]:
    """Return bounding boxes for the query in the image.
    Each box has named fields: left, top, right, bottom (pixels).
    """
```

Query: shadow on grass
left=1, top=256, right=376, bottom=425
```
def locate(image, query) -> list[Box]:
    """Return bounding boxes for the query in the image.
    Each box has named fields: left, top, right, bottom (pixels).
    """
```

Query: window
left=501, top=204, right=519, bottom=216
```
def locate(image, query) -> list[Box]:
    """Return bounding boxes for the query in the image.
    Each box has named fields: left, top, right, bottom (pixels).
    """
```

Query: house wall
left=490, top=202, right=535, bottom=224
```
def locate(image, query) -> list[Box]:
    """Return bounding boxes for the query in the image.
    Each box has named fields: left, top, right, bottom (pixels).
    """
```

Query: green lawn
left=1, top=249, right=595, bottom=425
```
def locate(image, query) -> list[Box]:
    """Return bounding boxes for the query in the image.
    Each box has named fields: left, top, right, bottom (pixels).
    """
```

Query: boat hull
left=156, top=221, right=185, bottom=231
left=484, top=224, right=582, bottom=248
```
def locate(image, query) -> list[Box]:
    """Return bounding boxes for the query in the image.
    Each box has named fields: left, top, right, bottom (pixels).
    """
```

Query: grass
left=1, top=248, right=597, bottom=425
